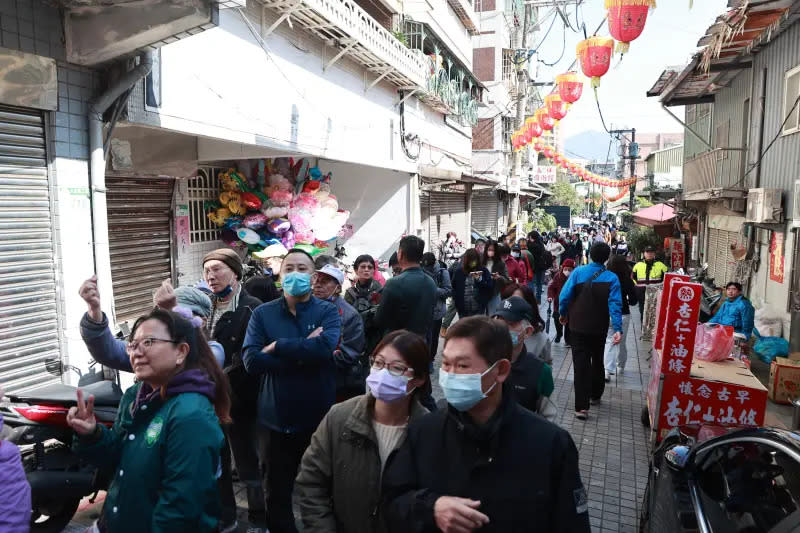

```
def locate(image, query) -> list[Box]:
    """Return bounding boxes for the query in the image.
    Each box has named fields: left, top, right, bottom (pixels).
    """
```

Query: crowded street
left=3, top=0, right=800, bottom=532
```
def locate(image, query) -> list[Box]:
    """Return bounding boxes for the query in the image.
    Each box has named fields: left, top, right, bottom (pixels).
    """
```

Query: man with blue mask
left=243, top=248, right=341, bottom=533
left=312, top=263, right=366, bottom=401
left=383, top=315, right=589, bottom=533
left=492, top=296, right=556, bottom=422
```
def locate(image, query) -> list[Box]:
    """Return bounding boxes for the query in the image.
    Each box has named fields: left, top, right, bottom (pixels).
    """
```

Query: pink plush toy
left=262, top=206, right=288, bottom=219
left=269, top=189, right=293, bottom=207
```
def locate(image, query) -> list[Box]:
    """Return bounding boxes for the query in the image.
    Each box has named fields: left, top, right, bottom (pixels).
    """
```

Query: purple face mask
left=366, top=368, right=413, bottom=403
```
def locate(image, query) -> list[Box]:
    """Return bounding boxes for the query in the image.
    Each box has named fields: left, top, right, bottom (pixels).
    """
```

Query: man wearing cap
left=243, top=248, right=341, bottom=533
left=312, top=263, right=366, bottom=401
left=492, top=296, right=557, bottom=421
left=631, top=245, right=669, bottom=317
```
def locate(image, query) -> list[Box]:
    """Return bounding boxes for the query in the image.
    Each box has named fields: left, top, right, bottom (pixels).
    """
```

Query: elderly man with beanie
left=559, top=243, right=622, bottom=421
left=243, top=248, right=342, bottom=533
left=312, top=263, right=366, bottom=401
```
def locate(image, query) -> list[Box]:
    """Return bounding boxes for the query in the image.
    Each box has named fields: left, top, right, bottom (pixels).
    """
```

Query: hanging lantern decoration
left=560, top=158, right=570, bottom=170
left=606, top=0, right=656, bottom=55
left=576, top=36, right=615, bottom=88
left=544, top=94, right=569, bottom=121
left=556, top=72, right=584, bottom=104
left=542, top=145, right=554, bottom=159
left=528, top=119, right=543, bottom=140
left=553, top=153, right=562, bottom=165
left=533, top=141, right=543, bottom=152
left=535, top=108, right=555, bottom=131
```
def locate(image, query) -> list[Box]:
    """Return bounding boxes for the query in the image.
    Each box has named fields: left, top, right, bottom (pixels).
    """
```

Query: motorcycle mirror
left=44, top=357, right=64, bottom=376
left=664, top=444, right=691, bottom=471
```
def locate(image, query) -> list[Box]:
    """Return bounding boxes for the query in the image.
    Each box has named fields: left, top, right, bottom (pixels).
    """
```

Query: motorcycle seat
left=7, top=380, right=123, bottom=407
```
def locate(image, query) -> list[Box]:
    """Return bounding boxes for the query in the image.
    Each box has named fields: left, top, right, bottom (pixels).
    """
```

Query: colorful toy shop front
left=205, top=157, right=353, bottom=260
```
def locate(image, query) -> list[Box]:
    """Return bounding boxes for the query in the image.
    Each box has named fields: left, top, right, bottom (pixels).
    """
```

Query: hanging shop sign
left=770, top=231, right=785, bottom=283
left=531, top=166, right=557, bottom=184
left=669, top=237, right=685, bottom=270
left=176, top=203, right=191, bottom=256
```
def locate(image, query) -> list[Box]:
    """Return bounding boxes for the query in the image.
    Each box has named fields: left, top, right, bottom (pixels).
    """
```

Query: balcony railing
left=683, top=149, right=744, bottom=193
left=260, top=0, right=427, bottom=89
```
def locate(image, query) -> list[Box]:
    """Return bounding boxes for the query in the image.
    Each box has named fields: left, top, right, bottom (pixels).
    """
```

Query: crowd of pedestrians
left=4, top=224, right=664, bottom=533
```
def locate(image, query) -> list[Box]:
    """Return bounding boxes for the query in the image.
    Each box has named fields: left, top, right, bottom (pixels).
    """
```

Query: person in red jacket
left=500, top=244, right=526, bottom=285
left=547, top=258, right=575, bottom=344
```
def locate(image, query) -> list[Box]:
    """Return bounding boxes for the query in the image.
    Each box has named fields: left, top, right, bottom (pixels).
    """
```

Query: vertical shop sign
left=176, top=203, right=190, bottom=255
left=661, top=282, right=701, bottom=378
left=770, top=231, right=784, bottom=283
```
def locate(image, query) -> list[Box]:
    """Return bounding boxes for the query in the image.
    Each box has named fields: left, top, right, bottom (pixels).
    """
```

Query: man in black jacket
left=383, top=316, right=589, bottom=533
left=202, top=248, right=265, bottom=531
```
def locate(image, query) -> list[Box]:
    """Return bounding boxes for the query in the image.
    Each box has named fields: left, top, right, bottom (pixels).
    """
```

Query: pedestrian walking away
left=547, top=259, right=575, bottom=345
left=603, top=255, right=638, bottom=382
left=526, top=231, right=549, bottom=302
left=558, top=243, right=622, bottom=420
left=295, top=330, right=430, bottom=533
left=68, top=308, right=230, bottom=533
left=382, top=316, right=590, bottom=533
left=242, top=248, right=342, bottom=533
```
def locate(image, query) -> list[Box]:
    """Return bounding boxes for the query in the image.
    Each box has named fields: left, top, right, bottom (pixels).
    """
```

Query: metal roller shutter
left=0, top=106, right=61, bottom=393
left=106, top=175, right=174, bottom=323
left=471, top=191, right=498, bottom=238
left=707, top=228, right=738, bottom=285
left=420, top=190, right=467, bottom=253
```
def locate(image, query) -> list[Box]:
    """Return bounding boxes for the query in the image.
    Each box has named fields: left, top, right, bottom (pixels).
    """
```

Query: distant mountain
left=564, top=130, right=617, bottom=162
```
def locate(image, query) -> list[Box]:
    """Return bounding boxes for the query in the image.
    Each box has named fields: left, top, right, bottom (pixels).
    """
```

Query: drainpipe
left=88, top=52, right=154, bottom=324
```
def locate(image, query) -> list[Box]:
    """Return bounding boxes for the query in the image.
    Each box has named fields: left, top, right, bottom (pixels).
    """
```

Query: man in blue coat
left=710, top=282, right=755, bottom=339
left=243, top=248, right=341, bottom=533
left=559, top=242, right=622, bottom=421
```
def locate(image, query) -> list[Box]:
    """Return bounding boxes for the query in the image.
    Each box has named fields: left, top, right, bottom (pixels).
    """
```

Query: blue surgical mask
left=214, top=285, right=233, bottom=298
left=438, top=362, right=499, bottom=412
left=509, top=331, right=521, bottom=345
left=282, top=272, right=311, bottom=296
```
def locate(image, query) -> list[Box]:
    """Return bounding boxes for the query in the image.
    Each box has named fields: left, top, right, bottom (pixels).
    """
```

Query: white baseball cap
left=317, top=264, right=344, bottom=285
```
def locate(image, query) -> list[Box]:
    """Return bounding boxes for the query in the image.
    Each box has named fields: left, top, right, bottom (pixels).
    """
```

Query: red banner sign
left=661, top=282, right=702, bottom=378
left=654, top=273, right=690, bottom=351
left=669, top=238, right=685, bottom=270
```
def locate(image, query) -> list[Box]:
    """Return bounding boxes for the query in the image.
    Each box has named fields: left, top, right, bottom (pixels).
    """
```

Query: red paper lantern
left=560, top=159, right=570, bottom=169
left=542, top=146, right=554, bottom=159
left=533, top=141, right=543, bottom=152
left=529, top=120, right=543, bottom=139
left=606, top=0, right=655, bottom=55
left=553, top=154, right=562, bottom=165
left=545, top=94, right=568, bottom=121
left=555, top=72, right=584, bottom=104
left=603, top=186, right=630, bottom=202
left=576, top=36, right=614, bottom=88
left=535, top=108, right=555, bottom=131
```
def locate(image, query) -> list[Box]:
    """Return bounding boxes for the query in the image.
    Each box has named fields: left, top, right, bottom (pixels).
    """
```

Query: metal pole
left=629, top=128, right=636, bottom=213
left=509, top=2, right=531, bottom=227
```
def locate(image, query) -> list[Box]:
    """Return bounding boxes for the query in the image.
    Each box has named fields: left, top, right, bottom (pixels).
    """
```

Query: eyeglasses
left=370, top=357, right=413, bottom=377
left=126, top=337, right=177, bottom=354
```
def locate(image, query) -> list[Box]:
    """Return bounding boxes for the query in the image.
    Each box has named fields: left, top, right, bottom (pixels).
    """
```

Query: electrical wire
left=532, top=12, right=558, bottom=52
left=732, top=91, right=800, bottom=189
left=538, top=19, right=566, bottom=67
left=594, top=88, right=611, bottom=134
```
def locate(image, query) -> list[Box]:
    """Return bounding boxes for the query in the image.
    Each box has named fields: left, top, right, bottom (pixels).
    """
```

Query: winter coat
left=710, top=295, right=755, bottom=339
left=547, top=271, right=569, bottom=315
left=423, top=264, right=453, bottom=321
left=484, top=257, right=509, bottom=296
left=73, top=371, right=224, bottom=533
left=559, top=262, right=623, bottom=336
left=242, top=296, right=341, bottom=433
left=450, top=267, right=493, bottom=317
left=509, top=346, right=554, bottom=415
left=503, top=256, right=526, bottom=285
left=565, top=239, right=583, bottom=263
left=610, top=269, right=638, bottom=315
left=295, top=394, right=428, bottom=533
left=345, top=279, right=384, bottom=356
left=0, top=414, right=31, bottom=533
left=375, top=267, right=438, bottom=338
left=382, top=387, right=590, bottom=533
left=546, top=241, right=565, bottom=262
left=80, top=312, right=226, bottom=370
left=529, top=240, right=549, bottom=271
left=331, top=296, right=367, bottom=393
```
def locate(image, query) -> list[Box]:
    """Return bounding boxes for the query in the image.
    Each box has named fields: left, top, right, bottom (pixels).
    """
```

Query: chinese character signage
left=656, top=374, right=767, bottom=439
left=531, top=166, right=557, bottom=184
left=770, top=231, right=784, bottom=283
left=669, top=238, right=685, bottom=270
left=654, top=274, right=690, bottom=352
left=661, top=282, right=701, bottom=378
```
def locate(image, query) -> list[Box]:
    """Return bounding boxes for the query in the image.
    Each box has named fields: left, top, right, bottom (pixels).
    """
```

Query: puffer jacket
left=295, top=394, right=428, bottom=533
left=0, top=414, right=31, bottom=533
left=422, top=264, right=453, bottom=321
left=710, top=295, right=755, bottom=339
left=73, top=371, right=224, bottom=533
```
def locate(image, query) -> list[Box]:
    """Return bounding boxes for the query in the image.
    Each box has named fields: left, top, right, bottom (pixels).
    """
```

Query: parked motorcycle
left=0, top=358, right=122, bottom=532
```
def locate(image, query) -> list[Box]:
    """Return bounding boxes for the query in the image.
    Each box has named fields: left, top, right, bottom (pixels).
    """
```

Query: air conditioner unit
left=745, top=188, right=783, bottom=224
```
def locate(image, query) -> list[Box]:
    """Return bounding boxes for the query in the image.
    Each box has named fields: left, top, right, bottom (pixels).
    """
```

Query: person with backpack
left=421, top=252, right=452, bottom=359
left=527, top=231, right=549, bottom=303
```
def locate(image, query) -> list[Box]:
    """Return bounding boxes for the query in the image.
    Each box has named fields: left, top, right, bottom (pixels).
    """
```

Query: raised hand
left=78, top=276, right=102, bottom=322
left=153, top=279, right=177, bottom=310
left=66, top=388, right=97, bottom=436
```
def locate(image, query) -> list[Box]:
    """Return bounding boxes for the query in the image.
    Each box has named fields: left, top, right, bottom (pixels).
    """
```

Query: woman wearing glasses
left=66, top=308, right=231, bottom=532
left=295, top=330, right=430, bottom=533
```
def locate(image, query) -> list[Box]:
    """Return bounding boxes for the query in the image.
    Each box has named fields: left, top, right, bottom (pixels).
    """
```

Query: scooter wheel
left=30, top=497, right=81, bottom=533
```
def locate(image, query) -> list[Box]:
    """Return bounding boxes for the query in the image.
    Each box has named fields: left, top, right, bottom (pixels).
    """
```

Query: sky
left=533, top=0, right=729, bottom=143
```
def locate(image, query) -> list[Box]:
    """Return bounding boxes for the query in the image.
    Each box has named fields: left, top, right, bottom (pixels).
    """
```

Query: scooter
left=689, top=264, right=723, bottom=322
left=0, top=358, right=123, bottom=533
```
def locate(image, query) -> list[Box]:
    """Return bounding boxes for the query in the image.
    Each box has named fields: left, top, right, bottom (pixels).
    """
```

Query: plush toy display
left=204, top=158, right=351, bottom=256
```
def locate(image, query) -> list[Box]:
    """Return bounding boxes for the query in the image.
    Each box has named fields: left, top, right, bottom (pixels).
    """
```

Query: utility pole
left=609, top=127, right=638, bottom=213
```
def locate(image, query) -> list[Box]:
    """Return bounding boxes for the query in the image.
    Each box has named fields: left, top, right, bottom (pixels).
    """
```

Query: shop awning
left=633, top=203, right=675, bottom=227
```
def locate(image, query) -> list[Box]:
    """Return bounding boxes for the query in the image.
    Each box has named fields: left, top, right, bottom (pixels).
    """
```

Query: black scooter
left=0, top=358, right=123, bottom=532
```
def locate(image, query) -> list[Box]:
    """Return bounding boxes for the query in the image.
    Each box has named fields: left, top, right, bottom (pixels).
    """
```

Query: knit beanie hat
left=203, top=248, right=243, bottom=279
left=174, top=286, right=213, bottom=318
left=562, top=258, right=576, bottom=269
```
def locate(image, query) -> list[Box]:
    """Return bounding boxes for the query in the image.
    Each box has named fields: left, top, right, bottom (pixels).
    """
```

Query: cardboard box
left=768, top=357, right=800, bottom=404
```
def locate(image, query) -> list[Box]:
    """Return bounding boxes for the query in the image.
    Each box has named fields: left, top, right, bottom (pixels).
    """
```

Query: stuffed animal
left=208, top=207, right=231, bottom=226
left=243, top=213, right=268, bottom=230
left=262, top=206, right=288, bottom=219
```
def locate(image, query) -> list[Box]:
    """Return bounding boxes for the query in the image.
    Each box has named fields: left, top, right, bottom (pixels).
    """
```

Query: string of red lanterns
left=527, top=144, right=638, bottom=189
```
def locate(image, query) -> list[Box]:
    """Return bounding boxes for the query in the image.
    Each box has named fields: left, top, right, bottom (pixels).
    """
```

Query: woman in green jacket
left=67, top=308, right=230, bottom=533
left=295, top=330, right=430, bottom=533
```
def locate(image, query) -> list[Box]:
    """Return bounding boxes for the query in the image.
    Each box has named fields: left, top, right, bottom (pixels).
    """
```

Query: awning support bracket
left=366, top=68, right=392, bottom=93
left=262, top=0, right=303, bottom=37
left=324, top=39, right=356, bottom=72
left=661, top=104, right=713, bottom=151
left=396, top=88, right=419, bottom=107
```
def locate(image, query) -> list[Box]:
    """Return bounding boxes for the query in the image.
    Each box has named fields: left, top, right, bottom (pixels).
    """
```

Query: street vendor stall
left=645, top=275, right=768, bottom=444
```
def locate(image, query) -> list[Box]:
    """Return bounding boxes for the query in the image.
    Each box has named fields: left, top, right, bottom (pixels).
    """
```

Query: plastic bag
left=753, top=335, right=789, bottom=364
left=694, top=323, right=734, bottom=362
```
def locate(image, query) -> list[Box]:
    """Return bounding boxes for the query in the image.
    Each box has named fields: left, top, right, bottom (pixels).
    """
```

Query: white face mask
left=563, top=269, right=573, bottom=277
left=511, top=252, right=520, bottom=258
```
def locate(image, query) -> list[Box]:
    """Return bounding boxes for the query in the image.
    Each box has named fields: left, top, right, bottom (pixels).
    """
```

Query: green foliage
left=393, top=30, right=409, bottom=47
left=636, top=197, right=654, bottom=209
left=546, top=181, right=583, bottom=215
left=524, top=208, right=557, bottom=234
left=627, top=225, right=661, bottom=258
